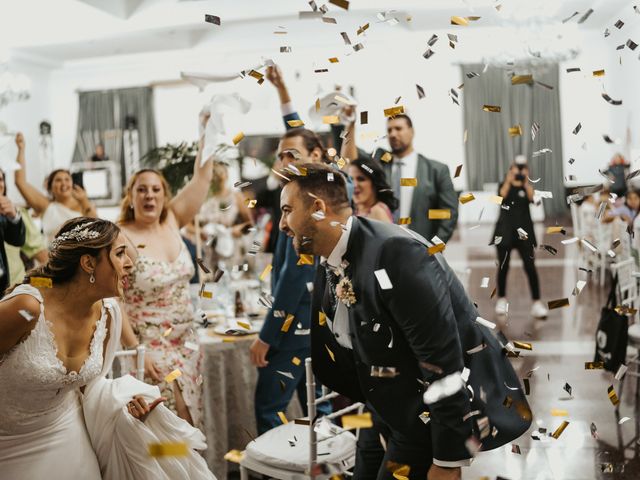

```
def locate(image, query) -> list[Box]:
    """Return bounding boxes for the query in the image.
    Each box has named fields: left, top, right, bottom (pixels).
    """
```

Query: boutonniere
left=334, top=260, right=356, bottom=307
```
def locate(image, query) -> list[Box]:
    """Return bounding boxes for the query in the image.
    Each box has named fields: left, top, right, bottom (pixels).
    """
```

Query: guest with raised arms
left=13, top=133, right=96, bottom=245
left=118, top=113, right=214, bottom=429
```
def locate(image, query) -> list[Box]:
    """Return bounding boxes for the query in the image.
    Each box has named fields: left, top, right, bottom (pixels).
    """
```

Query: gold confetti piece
left=380, top=152, right=392, bottom=162
left=277, top=411, right=288, bottom=424
left=454, top=164, right=462, bottom=178
left=237, top=321, right=251, bottom=330
left=162, top=327, right=173, bottom=337
left=398, top=217, right=412, bottom=225
left=328, top=57, right=339, bottom=63
left=148, top=442, right=188, bottom=457
left=511, top=74, right=533, bottom=85
left=315, top=98, right=321, bottom=112
left=342, top=412, right=373, bottom=429
left=490, top=195, right=503, bottom=205
left=427, top=243, right=446, bottom=255
left=297, top=254, right=314, bottom=265
left=390, top=464, right=410, bottom=480
left=547, top=226, right=565, bottom=234
left=551, top=408, right=569, bottom=417
left=164, top=369, right=182, bottom=383
left=259, top=264, right=272, bottom=281
left=459, top=193, right=475, bottom=204
left=335, top=157, right=347, bottom=169
left=585, top=361, right=605, bottom=370
left=614, top=305, right=638, bottom=316
left=224, top=449, right=244, bottom=464
left=248, top=70, right=263, bottom=80
left=508, top=125, right=523, bottom=137
left=490, top=287, right=497, bottom=299
left=325, top=344, right=335, bottom=362
left=245, top=199, right=257, bottom=208
left=201, top=290, right=213, bottom=299
left=322, top=115, right=340, bottom=124
left=287, top=119, right=305, bottom=127
left=281, top=314, right=295, bottom=332
left=451, top=16, right=469, bottom=26
left=547, top=298, right=570, bottom=310
left=136, top=244, right=146, bottom=249
left=428, top=209, right=451, bottom=220
left=292, top=356, right=301, bottom=366
left=608, top=385, right=620, bottom=406
left=400, top=178, right=417, bottom=187
left=551, top=421, right=570, bottom=439
left=356, top=23, right=369, bottom=35
left=384, top=106, right=405, bottom=117
left=319, top=311, right=327, bottom=326
left=196, top=258, right=211, bottom=274
left=513, top=341, right=532, bottom=350
left=483, top=105, right=501, bottom=113
left=30, top=277, right=52, bottom=288
left=592, top=69, right=605, bottom=77
left=329, top=0, right=349, bottom=9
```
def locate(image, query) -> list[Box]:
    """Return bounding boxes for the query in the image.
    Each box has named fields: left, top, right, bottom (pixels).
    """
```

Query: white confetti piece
left=19, top=310, right=35, bottom=322
left=476, top=316, right=496, bottom=330
left=184, top=341, right=199, bottom=351
left=480, top=277, right=490, bottom=288
left=374, top=269, right=393, bottom=290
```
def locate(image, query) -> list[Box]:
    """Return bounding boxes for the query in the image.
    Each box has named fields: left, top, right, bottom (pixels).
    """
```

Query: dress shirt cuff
left=280, top=101, right=296, bottom=117
left=8, top=211, right=22, bottom=224
left=266, top=174, right=280, bottom=191
left=432, top=458, right=473, bottom=468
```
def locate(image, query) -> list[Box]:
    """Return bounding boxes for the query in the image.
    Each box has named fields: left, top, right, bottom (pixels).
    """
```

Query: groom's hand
left=428, top=465, right=461, bottom=480
left=249, top=338, right=270, bottom=367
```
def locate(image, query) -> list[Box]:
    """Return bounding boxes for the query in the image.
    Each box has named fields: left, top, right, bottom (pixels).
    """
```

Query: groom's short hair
left=280, top=163, right=350, bottom=211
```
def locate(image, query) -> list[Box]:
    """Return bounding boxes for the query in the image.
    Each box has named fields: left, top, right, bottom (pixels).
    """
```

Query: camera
left=515, top=173, right=525, bottom=181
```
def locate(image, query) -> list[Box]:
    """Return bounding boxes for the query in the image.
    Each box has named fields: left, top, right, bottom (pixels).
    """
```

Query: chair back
left=108, top=345, right=146, bottom=380
left=612, top=258, right=638, bottom=323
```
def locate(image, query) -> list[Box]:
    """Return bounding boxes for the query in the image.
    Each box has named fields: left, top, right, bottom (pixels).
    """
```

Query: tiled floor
left=450, top=221, right=640, bottom=479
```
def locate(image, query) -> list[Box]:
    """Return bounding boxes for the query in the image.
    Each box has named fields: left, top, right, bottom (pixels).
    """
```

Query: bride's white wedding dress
left=0, top=284, right=216, bottom=480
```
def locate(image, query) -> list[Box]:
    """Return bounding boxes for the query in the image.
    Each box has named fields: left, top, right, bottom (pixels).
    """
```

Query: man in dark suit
left=342, top=111, right=459, bottom=243
left=0, top=177, right=26, bottom=294
left=277, top=163, right=530, bottom=479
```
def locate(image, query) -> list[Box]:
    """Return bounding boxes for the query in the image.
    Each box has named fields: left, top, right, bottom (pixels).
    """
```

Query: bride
left=0, top=217, right=215, bottom=479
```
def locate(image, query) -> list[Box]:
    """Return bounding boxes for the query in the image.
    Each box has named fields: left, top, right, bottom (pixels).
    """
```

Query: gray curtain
left=72, top=87, right=157, bottom=182
left=462, top=64, right=565, bottom=217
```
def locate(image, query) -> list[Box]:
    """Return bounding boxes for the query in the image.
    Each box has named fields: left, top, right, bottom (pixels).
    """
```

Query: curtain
left=72, top=87, right=157, bottom=185
left=462, top=64, right=565, bottom=217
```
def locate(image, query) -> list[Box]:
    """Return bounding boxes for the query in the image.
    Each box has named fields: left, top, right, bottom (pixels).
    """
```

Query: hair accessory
left=50, top=222, right=100, bottom=250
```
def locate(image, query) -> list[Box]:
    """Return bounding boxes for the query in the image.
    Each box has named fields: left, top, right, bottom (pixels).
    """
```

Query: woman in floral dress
left=118, top=119, right=214, bottom=428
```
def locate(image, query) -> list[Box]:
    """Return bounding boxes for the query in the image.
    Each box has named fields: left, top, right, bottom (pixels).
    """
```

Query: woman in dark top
left=493, top=156, right=547, bottom=318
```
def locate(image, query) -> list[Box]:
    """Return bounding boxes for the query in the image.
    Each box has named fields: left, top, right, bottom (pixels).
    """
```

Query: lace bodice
left=0, top=285, right=109, bottom=435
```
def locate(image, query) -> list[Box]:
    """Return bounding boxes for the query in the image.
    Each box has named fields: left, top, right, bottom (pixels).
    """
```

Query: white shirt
left=394, top=150, right=419, bottom=219
left=321, top=216, right=353, bottom=349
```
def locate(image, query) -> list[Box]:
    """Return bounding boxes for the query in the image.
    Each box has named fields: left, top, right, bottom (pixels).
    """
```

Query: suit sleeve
left=434, top=164, right=458, bottom=243
left=259, top=238, right=315, bottom=348
left=378, top=236, right=472, bottom=463
left=2, top=215, right=26, bottom=248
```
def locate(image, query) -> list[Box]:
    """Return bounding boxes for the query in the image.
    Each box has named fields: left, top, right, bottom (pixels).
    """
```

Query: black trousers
left=496, top=242, right=540, bottom=300
left=353, top=407, right=433, bottom=480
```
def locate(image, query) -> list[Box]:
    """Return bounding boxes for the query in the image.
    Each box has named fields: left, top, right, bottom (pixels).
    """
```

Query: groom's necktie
left=323, top=267, right=339, bottom=320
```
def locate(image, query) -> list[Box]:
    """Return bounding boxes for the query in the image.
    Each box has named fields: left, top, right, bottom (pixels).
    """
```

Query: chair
left=108, top=345, right=146, bottom=381
left=239, top=358, right=362, bottom=480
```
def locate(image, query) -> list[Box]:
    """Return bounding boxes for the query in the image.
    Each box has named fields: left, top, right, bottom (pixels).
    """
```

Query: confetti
left=459, top=193, right=475, bottom=204
left=483, top=105, right=501, bottom=113
left=508, top=125, right=523, bottom=136
left=608, top=385, right=620, bottom=406
left=374, top=269, right=393, bottom=290
left=204, top=14, right=221, bottom=26
left=572, top=123, right=582, bottom=135
left=196, top=258, right=211, bottom=274
left=224, top=450, right=244, bottom=463
left=18, top=309, right=35, bottom=322
left=615, top=364, right=628, bottom=381
left=30, top=277, right=52, bottom=288
left=513, top=341, right=532, bottom=350
left=380, top=152, right=392, bottom=162
left=398, top=217, right=411, bottom=225
left=619, top=416, right=631, bottom=425
left=427, top=243, right=445, bottom=255
left=547, top=298, right=570, bottom=309
left=626, top=39, right=638, bottom=50
left=357, top=23, right=369, bottom=35
left=423, top=48, right=435, bottom=59
left=490, top=195, right=503, bottom=205
left=523, top=378, right=530, bottom=395
left=281, top=314, right=295, bottom=332
left=511, top=74, right=533, bottom=85
left=297, top=254, right=314, bottom=266
left=276, top=370, right=294, bottom=380
left=353, top=43, right=364, bottom=52
left=400, top=178, right=418, bottom=187
left=259, top=264, right=272, bottom=281
left=328, top=57, right=339, bottom=63
left=291, top=356, right=301, bottom=366
left=562, top=11, right=579, bottom=23
left=466, top=343, right=487, bottom=354
left=451, top=16, right=469, bottom=26
left=511, top=444, right=521, bottom=454
left=476, top=316, right=496, bottom=330
left=531, top=121, right=540, bottom=140
left=325, top=344, right=335, bottom=362
left=164, top=369, right=182, bottom=383
left=480, top=277, right=490, bottom=288
left=370, top=366, right=399, bottom=378
left=592, top=69, right=605, bottom=77
left=547, top=226, right=565, bottom=234
left=572, top=280, right=587, bottom=296
left=602, top=93, right=622, bottom=105
left=245, top=199, right=257, bottom=208
left=428, top=209, right=451, bottom=220
left=615, top=19, right=624, bottom=29
left=563, top=382, right=572, bottom=396
left=340, top=32, right=351, bottom=45
left=277, top=411, right=289, bottom=424
left=322, top=115, right=340, bottom=124
left=148, top=442, right=188, bottom=457
left=551, top=421, right=570, bottom=439
left=384, top=106, right=405, bottom=117
left=162, top=327, right=173, bottom=337
left=287, top=119, right=305, bottom=127
left=585, top=361, right=605, bottom=370
left=416, top=84, right=425, bottom=99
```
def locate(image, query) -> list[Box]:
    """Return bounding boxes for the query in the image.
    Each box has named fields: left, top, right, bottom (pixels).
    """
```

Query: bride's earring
left=89, top=272, right=96, bottom=284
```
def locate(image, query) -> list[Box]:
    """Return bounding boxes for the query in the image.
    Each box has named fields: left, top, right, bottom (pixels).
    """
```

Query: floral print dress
left=123, top=240, right=203, bottom=429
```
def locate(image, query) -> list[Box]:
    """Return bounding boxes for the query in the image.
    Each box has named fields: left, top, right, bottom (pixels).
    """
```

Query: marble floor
left=448, top=220, right=640, bottom=480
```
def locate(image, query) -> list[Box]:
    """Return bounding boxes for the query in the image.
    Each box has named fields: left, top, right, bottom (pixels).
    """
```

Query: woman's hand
left=71, top=184, right=89, bottom=203
left=126, top=395, right=166, bottom=422
left=15, top=132, right=25, bottom=152
left=144, top=356, right=163, bottom=383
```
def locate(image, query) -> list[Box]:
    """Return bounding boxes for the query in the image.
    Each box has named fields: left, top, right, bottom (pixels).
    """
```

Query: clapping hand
left=0, top=195, right=17, bottom=219
left=126, top=395, right=166, bottom=422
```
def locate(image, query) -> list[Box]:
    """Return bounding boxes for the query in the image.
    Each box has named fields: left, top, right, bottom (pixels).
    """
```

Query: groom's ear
left=313, top=197, right=327, bottom=214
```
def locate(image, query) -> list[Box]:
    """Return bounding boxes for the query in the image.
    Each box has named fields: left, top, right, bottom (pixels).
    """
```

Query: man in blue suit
left=250, top=65, right=338, bottom=433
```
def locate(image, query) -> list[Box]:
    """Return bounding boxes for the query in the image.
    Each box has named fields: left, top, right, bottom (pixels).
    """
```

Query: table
left=199, top=330, right=302, bottom=478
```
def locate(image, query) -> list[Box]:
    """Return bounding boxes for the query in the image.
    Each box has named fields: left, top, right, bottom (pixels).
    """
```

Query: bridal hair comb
left=50, top=222, right=100, bottom=250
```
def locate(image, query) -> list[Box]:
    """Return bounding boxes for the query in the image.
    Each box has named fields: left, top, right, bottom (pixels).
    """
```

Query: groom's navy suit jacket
left=311, top=217, right=531, bottom=463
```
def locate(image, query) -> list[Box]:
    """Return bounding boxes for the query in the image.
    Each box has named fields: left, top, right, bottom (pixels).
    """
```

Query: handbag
left=594, top=275, right=629, bottom=373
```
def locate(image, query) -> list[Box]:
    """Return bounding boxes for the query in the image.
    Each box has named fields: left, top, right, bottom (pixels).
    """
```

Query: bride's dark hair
left=21, top=217, right=120, bottom=287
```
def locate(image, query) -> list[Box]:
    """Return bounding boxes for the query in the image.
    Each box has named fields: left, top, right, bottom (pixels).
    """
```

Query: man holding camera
left=493, top=155, right=547, bottom=318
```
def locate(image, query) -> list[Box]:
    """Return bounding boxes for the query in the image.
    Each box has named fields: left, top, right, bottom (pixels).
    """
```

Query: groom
left=278, top=163, right=475, bottom=480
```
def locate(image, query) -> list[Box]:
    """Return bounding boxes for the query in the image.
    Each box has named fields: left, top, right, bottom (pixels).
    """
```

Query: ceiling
left=0, top=0, right=633, bottom=66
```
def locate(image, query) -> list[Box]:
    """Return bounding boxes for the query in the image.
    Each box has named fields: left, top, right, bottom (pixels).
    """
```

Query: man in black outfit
left=0, top=172, right=26, bottom=294
left=277, top=163, right=531, bottom=479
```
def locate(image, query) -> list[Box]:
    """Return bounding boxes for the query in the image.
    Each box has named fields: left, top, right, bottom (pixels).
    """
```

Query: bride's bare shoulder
left=0, top=293, right=41, bottom=355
